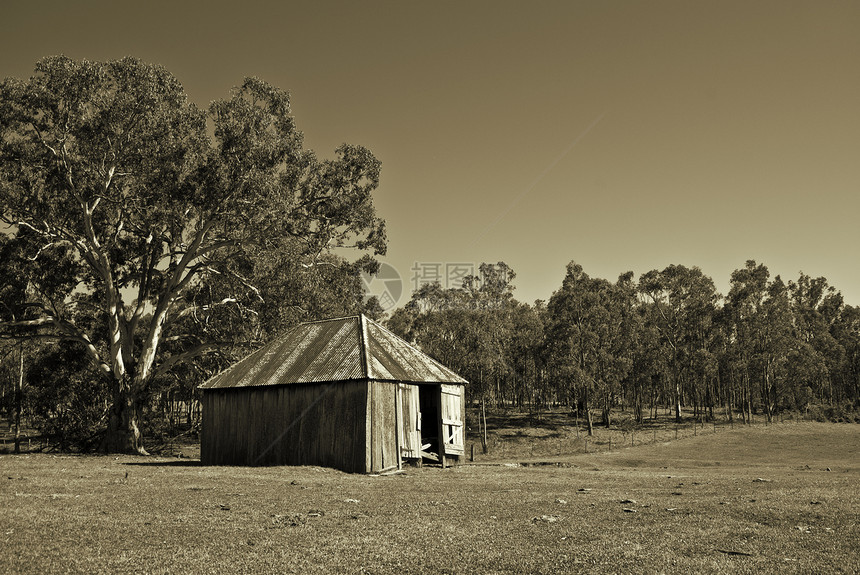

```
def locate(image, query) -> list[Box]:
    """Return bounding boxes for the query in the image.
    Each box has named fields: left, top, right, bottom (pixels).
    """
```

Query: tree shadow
left=478, top=410, right=570, bottom=433
left=123, top=459, right=202, bottom=467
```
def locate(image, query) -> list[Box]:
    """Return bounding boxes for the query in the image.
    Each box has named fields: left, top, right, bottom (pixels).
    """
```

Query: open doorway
left=418, top=384, right=440, bottom=460
left=397, top=383, right=464, bottom=467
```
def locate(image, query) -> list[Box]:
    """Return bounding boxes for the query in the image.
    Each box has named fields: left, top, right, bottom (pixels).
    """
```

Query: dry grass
left=1, top=421, right=857, bottom=574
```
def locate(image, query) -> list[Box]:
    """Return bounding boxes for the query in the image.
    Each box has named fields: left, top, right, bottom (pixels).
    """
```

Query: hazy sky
left=2, top=1, right=858, bottom=308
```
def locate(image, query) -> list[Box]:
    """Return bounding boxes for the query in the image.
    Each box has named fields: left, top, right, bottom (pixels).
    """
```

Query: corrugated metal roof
left=200, top=315, right=467, bottom=389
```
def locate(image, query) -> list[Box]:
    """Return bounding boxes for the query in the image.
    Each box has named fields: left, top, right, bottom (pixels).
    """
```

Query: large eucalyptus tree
left=0, top=57, right=386, bottom=453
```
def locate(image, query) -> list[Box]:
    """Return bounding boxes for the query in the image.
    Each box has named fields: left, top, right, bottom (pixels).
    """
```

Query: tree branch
left=0, top=316, right=111, bottom=376
left=151, top=342, right=222, bottom=381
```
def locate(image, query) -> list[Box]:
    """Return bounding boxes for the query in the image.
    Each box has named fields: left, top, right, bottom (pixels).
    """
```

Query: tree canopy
left=390, top=259, right=860, bottom=431
left=0, top=56, right=386, bottom=453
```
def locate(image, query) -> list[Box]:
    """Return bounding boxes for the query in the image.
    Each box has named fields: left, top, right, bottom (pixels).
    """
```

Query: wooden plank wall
left=397, top=384, right=421, bottom=460
left=201, top=381, right=368, bottom=473
left=440, top=384, right=465, bottom=458
left=368, top=380, right=398, bottom=473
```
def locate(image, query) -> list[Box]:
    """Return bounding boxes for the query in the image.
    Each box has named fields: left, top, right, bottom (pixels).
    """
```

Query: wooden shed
left=199, top=314, right=467, bottom=473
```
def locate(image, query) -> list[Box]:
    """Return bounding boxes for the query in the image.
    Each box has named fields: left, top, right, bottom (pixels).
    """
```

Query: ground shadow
left=123, top=459, right=202, bottom=467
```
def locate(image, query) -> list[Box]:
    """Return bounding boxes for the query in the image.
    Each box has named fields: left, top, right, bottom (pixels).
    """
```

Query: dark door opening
left=418, top=384, right=440, bottom=461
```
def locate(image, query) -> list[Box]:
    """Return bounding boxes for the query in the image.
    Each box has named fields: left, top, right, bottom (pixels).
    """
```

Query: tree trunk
left=14, top=343, right=23, bottom=454
left=746, top=374, right=753, bottom=423
left=585, top=387, right=594, bottom=436
left=634, top=381, right=643, bottom=424
left=101, top=392, right=149, bottom=455
left=480, top=396, right=488, bottom=454
left=763, top=368, right=772, bottom=423
left=602, top=390, right=611, bottom=428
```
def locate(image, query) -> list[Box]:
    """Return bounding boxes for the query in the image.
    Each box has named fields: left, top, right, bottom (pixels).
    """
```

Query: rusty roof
left=199, top=315, right=467, bottom=389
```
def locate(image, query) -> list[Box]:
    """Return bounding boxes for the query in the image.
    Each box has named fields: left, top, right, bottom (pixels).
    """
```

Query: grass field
left=1, top=420, right=857, bottom=574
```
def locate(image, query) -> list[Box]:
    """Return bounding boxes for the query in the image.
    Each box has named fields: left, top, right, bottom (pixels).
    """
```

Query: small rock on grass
left=532, top=515, right=560, bottom=523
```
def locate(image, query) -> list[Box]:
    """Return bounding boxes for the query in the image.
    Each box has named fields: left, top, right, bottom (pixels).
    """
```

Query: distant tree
left=629, top=304, right=666, bottom=421
left=598, top=272, right=638, bottom=426
left=725, top=261, right=793, bottom=421
left=639, top=265, right=718, bottom=423
left=546, top=262, right=610, bottom=435
left=25, top=340, right=108, bottom=450
left=506, top=301, right=544, bottom=410
left=0, top=233, right=78, bottom=451
left=0, top=237, right=27, bottom=452
left=787, top=273, right=843, bottom=406
left=0, top=57, right=386, bottom=453
left=832, top=304, right=860, bottom=404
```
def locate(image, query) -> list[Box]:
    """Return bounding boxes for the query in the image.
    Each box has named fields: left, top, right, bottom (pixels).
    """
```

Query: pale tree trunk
left=97, top=251, right=174, bottom=455
left=746, top=372, right=753, bottom=423
left=763, top=365, right=772, bottom=423
left=727, top=372, right=734, bottom=423
left=480, top=396, right=488, bottom=454
left=585, top=386, right=594, bottom=436
left=101, top=387, right=148, bottom=455
left=14, top=343, right=23, bottom=454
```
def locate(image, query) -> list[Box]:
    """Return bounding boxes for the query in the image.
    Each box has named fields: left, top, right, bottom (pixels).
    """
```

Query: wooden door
left=397, top=383, right=422, bottom=460
left=439, top=384, right=464, bottom=456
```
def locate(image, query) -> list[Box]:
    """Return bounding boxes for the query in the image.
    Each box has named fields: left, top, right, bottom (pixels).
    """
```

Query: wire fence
left=468, top=410, right=815, bottom=462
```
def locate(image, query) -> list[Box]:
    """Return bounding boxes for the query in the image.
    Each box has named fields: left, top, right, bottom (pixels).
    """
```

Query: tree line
left=388, top=260, right=860, bottom=440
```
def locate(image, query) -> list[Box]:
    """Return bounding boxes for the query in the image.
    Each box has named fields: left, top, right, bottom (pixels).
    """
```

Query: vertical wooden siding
left=368, top=380, right=398, bottom=472
left=397, top=384, right=422, bottom=460
left=440, top=384, right=465, bottom=456
left=201, top=381, right=368, bottom=473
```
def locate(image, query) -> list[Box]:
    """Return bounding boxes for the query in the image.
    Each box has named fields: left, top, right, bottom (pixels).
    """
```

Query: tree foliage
left=0, top=57, right=386, bottom=452
left=392, top=259, right=859, bottom=430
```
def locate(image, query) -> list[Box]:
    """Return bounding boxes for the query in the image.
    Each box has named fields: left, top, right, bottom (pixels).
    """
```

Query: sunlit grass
left=1, top=421, right=857, bottom=574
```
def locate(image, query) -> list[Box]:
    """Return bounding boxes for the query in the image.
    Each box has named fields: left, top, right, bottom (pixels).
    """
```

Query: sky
left=2, top=1, right=858, bottom=309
